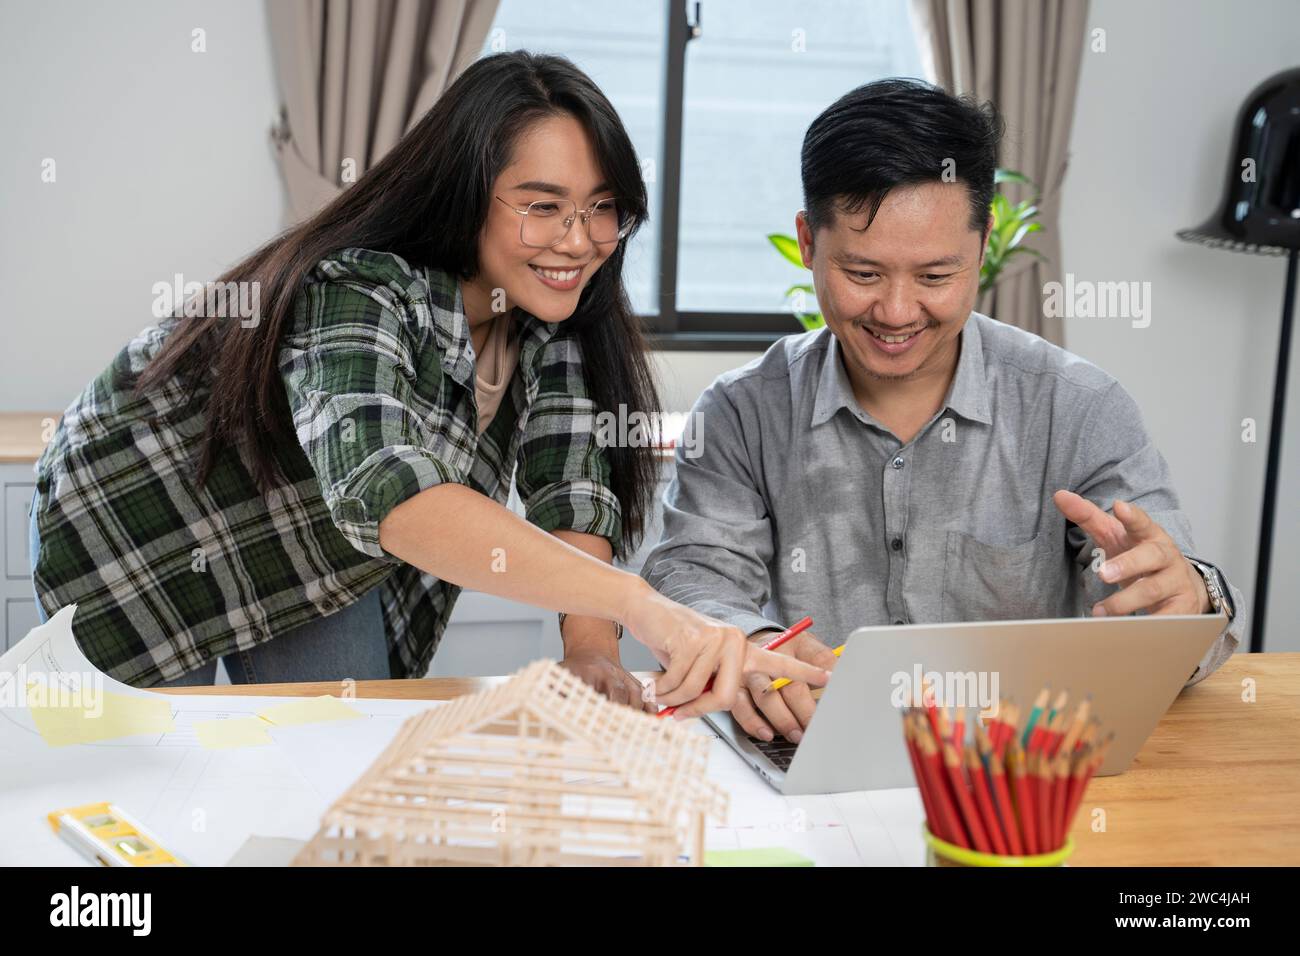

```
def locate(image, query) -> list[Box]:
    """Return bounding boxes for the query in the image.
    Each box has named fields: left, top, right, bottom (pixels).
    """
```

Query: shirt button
left=891, top=456, right=905, bottom=469
left=891, top=536, right=903, bottom=551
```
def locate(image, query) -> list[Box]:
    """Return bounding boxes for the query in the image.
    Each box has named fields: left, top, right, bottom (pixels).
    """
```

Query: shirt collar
left=944, top=313, right=992, bottom=425
left=810, top=313, right=992, bottom=429
left=424, top=267, right=558, bottom=389
left=809, top=327, right=858, bottom=428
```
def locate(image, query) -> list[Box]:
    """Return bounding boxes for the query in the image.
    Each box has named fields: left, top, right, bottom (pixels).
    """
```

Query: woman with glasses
left=29, top=52, right=829, bottom=715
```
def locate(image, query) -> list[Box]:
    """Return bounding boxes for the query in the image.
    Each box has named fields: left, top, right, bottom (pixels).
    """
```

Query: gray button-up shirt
left=641, top=313, right=1242, bottom=686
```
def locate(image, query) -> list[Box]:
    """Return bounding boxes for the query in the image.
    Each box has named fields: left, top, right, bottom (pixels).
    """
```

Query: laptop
left=704, top=614, right=1226, bottom=795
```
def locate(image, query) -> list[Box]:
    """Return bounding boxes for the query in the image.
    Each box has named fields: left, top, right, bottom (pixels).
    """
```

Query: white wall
left=0, top=0, right=283, bottom=413
left=1059, top=0, right=1300, bottom=651
left=2, top=0, right=1294, bottom=652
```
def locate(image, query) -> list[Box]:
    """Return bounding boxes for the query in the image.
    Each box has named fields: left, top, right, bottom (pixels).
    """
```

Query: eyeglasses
left=496, top=195, right=634, bottom=248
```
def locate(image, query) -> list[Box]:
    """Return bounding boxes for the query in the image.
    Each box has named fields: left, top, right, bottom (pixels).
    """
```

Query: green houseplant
left=768, top=169, right=1043, bottom=331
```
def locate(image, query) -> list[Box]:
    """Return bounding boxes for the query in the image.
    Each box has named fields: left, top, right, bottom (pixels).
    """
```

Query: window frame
left=643, top=0, right=804, bottom=351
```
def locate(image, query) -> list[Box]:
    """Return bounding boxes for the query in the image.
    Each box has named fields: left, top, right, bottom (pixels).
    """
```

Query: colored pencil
left=933, top=696, right=953, bottom=747
left=988, top=749, right=1024, bottom=856
left=915, top=713, right=968, bottom=848
left=1009, top=739, right=1038, bottom=854
left=903, top=711, right=942, bottom=841
left=967, top=747, right=1009, bottom=855
left=943, top=741, right=992, bottom=853
left=996, top=700, right=1019, bottom=756
left=1050, top=752, right=1071, bottom=849
left=1021, top=686, right=1050, bottom=748
left=1054, top=695, right=1092, bottom=758
left=1033, top=749, right=1054, bottom=851
left=1063, top=733, right=1114, bottom=836
left=1047, top=688, right=1069, bottom=726
left=1076, top=719, right=1099, bottom=752
left=764, top=642, right=844, bottom=694
left=901, top=682, right=1106, bottom=860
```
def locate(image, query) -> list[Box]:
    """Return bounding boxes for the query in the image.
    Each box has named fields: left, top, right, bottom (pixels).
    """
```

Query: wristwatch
left=557, top=612, right=624, bottom=640
left=1186, top=557, right=1233, bottom=619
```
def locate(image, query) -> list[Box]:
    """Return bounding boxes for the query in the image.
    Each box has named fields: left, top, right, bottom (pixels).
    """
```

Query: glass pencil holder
left=922, top=824, right=1074, bottom=867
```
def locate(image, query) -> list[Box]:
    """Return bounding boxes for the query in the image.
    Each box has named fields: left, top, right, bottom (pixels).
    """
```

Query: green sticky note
left=704, top=847, right=814, bottom=867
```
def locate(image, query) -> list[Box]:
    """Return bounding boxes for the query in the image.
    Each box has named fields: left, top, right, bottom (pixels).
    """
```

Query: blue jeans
left=29, top=492, right=390, bottom=687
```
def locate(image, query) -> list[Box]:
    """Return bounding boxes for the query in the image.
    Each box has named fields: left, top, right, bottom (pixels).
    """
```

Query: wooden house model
left=293, top=659, right=727, bottom=866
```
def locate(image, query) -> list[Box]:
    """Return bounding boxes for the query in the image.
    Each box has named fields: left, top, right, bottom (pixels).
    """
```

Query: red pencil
left=932, top=694, right=953, bottom=749
left=915, top=716, right=968, bottom=848
left=1028, top=724, right=1048, bottom=756
left=657, top=615, right=813, bottom=718
left=973, top=720, right=995, bottom=759
left=967, top=747, right=1009, bottom=855
left=1063, top=734, right=1113, bottom=836
left=1063, top=755, right=1088, bottom=825
left=981, top=710, right=1001, bottom=754
left=1044, top=706, right=1068, bottom=759
left=1010, top=740, right=1038, bottom=854
left=904, top=712, right=942, bottom=841
left=988, top=752, right=1024, bottom=856
left=975, top=720, right=1019, bottom=853
left=1050, top=753, right=1070, bottom=849
left=1034, top=750, right=1054, bottom=852
left=1054, top=696, right=1092, bottom=759
left=996, top=701, right=1019, bottom=757
left=917, top=677, right=938, bottom=735
left=943, top=741, right=992, bottom=853
left=1076, top=720, right=1099, bottom=753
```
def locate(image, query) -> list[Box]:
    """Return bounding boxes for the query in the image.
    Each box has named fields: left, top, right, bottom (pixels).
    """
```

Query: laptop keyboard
left=748, top=733, right=800, bottom=771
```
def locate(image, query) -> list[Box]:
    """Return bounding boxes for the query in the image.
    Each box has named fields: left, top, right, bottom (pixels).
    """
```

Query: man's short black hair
left=801, top=78, right=1003, bottom=234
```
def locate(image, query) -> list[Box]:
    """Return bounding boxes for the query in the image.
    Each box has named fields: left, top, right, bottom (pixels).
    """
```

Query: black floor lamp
left=1177, top=67, right=1300, bottom=653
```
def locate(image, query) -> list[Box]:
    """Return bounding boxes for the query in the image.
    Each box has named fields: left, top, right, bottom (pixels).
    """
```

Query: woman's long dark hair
left=135, top=51, right=661, bottom=556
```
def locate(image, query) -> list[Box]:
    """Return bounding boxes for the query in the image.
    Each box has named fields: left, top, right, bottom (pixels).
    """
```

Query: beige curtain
left=267, top=0, right=500, bottom=225
left=910, top=0, right=1090, bottom=344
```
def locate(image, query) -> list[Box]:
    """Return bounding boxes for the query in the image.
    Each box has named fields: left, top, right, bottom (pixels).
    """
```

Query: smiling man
left=640, top=78, right=1244, bottom=744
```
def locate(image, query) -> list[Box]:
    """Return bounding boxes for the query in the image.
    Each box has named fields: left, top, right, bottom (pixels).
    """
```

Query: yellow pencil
left=763, top=644, right=844, bottom=694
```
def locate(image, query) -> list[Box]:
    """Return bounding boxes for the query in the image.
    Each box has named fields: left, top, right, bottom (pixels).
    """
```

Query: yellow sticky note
left=194, top=716, right=274, bottom=750
left=28, top=685, right=175, bottom=747
left=704, top=847, right=815, bottom=867
left=256, top=696, right=363, bottom=727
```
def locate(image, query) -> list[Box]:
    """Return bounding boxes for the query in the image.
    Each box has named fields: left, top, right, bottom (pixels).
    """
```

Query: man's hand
left=1053, top=490, right=1211, bottom=616
left=559, top=630, right=655, bottom=714
left=729, top=631, right=840, bottom=743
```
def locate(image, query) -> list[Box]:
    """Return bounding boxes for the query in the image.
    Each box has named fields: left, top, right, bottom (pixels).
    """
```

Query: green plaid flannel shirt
left=31, top=248, right=623, bottom=685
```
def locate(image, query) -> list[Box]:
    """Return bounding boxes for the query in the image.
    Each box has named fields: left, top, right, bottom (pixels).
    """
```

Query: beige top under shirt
left=472, top=312, right=521, bottom=434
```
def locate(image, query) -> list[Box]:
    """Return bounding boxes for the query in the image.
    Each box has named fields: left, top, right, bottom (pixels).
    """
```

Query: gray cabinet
left=1, top=461, right=39, bottom=652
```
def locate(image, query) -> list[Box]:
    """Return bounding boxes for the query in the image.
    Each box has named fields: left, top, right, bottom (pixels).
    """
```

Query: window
left=483, top=0, right=924, bottom=347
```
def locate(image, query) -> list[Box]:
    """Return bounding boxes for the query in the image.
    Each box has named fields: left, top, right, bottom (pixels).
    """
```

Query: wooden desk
left=160, top=653, right=1300, bottom=866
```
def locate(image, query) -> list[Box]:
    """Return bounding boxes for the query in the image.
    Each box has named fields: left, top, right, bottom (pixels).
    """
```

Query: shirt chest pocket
left=941, top=530, right=1070, bottom=622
